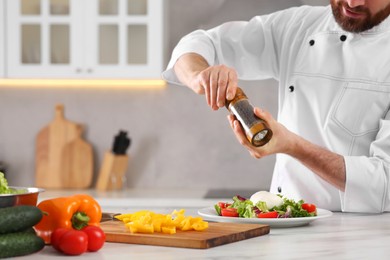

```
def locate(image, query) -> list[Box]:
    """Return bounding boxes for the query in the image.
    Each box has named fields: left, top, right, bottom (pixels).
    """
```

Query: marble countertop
left=15, top=189, right=390, bottom=259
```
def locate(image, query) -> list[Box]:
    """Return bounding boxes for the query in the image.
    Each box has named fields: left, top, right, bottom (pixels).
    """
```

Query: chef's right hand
left=174, top=53, right=238, bottom=110
left=192, top=65, right=238, bottom=110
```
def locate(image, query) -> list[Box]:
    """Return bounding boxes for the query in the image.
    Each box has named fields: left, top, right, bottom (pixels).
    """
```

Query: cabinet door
left=85, top=0, right=163, bottom=79
left=0, top=0, right=4, bottom=77
left=6, top=0, right=84, bottom=78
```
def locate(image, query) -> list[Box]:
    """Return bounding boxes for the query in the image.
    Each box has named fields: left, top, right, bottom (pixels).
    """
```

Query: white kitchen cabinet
left=0, top=0, right=5, bottom=77
left=6, top=0, right=164, bottom=79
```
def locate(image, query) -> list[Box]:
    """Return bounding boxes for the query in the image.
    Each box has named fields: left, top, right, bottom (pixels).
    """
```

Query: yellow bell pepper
left=115, top=209, right=208, bottom=234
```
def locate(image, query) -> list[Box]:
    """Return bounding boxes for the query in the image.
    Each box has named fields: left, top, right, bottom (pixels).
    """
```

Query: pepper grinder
left=226, top=87, right=273, bottom=147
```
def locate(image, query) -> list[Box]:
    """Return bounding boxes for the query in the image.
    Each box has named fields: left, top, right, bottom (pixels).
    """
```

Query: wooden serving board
left=35, top=104, right=79, bottom=188
left=61, top=125, right=93, bottom=188
left=35, top=104, right=93, bottom=189
left=100, top=221, right=269, bottom=249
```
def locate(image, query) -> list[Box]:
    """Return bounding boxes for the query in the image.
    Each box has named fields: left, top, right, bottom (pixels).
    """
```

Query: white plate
left=198, top=207, right=333, bottom=228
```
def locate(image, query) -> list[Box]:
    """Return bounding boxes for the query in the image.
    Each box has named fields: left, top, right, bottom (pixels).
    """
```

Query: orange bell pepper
left=35, top=194, right=102, bottom=244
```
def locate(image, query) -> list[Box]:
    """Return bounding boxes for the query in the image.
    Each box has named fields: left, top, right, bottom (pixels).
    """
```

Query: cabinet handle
left=76, top=68, right=82, bottom=73
left=87, top=68, right=93, bottom=73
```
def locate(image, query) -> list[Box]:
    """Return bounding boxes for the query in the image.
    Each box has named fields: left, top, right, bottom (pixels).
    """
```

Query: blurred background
left=0, top=0, right=328, bottom=193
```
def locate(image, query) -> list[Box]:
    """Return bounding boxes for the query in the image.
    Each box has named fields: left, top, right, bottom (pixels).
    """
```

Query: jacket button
left=340, top=35, right=347, bottom=41
left=289, top=86, right=294, bottom=92
left=309, top=39, right=315, bottom=46
left=277, top=186, right=282, bottom=193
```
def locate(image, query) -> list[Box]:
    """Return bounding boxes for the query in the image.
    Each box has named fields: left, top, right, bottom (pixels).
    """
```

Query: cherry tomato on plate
left=82, top=226, right=106, bottom=252
left=221, top=208, right=239, bottom=217
left=302, top=203, right=317, bottom=213
left=218, top=202, right=231, bottom=209
left=257, top=211, right=278, bottom=218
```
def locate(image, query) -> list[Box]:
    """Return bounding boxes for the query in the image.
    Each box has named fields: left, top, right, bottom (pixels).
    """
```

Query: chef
left=163, top=0, right=390, bottom=213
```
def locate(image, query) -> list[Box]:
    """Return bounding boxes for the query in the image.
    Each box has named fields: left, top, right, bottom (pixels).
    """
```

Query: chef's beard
left=331, top=0, right=390, bottom=33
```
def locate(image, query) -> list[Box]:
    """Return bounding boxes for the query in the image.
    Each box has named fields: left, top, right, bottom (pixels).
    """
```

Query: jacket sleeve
left=341, top=116, right=390, bottom=213
left=162, top=7, right=315, bottom=85
left=162, top=6, right=325, bottom=84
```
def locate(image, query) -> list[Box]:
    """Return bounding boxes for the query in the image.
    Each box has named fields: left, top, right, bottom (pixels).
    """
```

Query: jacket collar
left=367, top=13, right=390, bottom=33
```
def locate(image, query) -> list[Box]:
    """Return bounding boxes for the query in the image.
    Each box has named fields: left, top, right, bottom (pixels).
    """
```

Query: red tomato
left=302, top=203, right=317, bottom=213
left=221, top=208, right=239, bottom=217
left=82, top=226, right=106, bottom=252
left=218, top=202, right=231, bottom=209
left=58, top=230, right=88, bottom=256
left=257, top=211, right=278, bottom=218
left=51, top=228, right=70, bottom=251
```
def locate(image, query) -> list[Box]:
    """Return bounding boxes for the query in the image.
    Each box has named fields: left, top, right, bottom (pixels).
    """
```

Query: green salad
left=215, top=191, right=317, bottom=219
left=0, top=172, right=11, bottom=194
left=0, top=172, right=25, bottom=195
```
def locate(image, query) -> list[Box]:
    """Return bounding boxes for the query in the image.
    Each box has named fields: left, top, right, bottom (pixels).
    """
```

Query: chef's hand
left=174, top=53, right=238, bottom=110
left=228, top=107, right=295, bottom=158
left=192, top=65, right=238, bottom=110
left=229, top=107, right=346, bottom=190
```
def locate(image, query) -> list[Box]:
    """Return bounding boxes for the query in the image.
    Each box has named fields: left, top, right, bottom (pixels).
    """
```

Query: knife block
left=96, top=151, right=129, bottom=191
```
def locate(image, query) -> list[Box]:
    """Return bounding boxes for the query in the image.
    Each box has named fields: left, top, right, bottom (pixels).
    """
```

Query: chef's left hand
left=228, top=107, right=296, bottom=158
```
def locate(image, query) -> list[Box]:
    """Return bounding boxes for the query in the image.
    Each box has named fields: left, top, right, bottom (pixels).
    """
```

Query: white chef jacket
left=162, top=5, right=390, bottom=213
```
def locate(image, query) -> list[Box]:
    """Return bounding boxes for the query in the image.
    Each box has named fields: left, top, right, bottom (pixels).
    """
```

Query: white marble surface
left=13, top=189, right=390, bottom=259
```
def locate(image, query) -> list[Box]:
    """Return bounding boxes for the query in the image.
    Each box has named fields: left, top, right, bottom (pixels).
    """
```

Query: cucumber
left=21, top=227, right=37, bottom=235
left=0, top=205, right=43, bottom=234
left=0, top=231, right=45, bottom=258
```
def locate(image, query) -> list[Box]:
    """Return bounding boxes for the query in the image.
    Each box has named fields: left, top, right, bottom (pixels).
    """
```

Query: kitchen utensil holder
left=96, top=151, right=129, bottom=191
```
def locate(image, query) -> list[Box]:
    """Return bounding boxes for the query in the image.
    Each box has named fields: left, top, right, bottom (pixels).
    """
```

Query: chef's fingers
left=216, top=71, right=229, bottom=108
left=192, top=75, right=205, bottom=95
left=227, top=114, right=236, bottom=130
left=226, top=71, right=238, bottom=101
left=232, top=121, right=262, bottom=158
left=232, top=120, right=251, bottom=147
left=254, top=107, right=274, bottom=126
left=209, top=69, right=220, bottom=110
left=233, top=120, right=244, bottom=139
left=197, top=69, right=210, bottom=103
left=229, top=117, right=266, bottom=159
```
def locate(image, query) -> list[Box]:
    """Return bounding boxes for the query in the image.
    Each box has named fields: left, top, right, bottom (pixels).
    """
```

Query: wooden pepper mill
left=226, top=87, right=273, bottom=147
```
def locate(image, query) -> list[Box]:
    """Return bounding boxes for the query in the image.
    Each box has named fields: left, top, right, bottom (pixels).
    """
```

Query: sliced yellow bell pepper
left=115, top=209, right=208, bottom=234
left=161, top=226, right=176, bottom=234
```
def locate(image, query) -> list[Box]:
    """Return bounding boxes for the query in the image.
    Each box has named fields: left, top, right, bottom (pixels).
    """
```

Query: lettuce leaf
left=255, top=201, right=269, bottom=213
left=231, top=196, right=256, bottom=218
left=214, top=204, right=222, bottom=216
left=0, top=172, right=11, bottom=194
left=273, top=197, right=315, bottom=217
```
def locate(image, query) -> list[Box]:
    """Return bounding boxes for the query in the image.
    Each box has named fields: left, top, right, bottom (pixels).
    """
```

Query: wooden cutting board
left=61, top=125, right=93, bottom=188
left=35, top=104, right=89, bottom=189
left=100, top=220, right=270, bottom=249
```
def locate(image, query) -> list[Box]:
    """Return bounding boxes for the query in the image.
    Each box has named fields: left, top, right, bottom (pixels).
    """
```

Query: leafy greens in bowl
left=0, top=172, right=44, bottom=208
